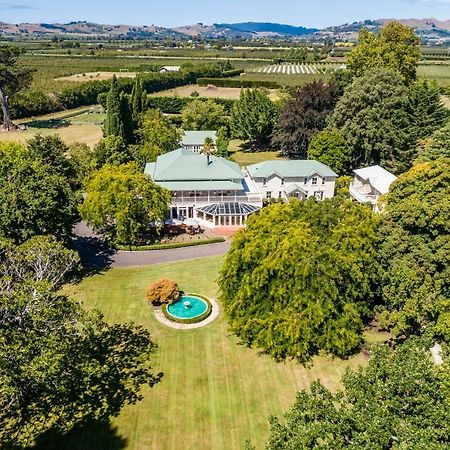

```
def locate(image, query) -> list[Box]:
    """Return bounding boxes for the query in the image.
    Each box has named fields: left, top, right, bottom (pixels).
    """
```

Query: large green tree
left=0, top=142, right=78, bottom=243
left=231, top=88, right=279, bottom=149
left=94, top=135, right=133, bottom=167
left=378, top=158, right=450, bottom=340
left=307, top=128, right=352, bottom=175
left=416, top=122, right=450, bottom=162
left=271, top=80, right=338, bottom=158
left=265, top=340, right=450, bottom=449
left=181, top=99, right=227, bottom=131
left=0, top=285, right=161, bottom=448
left=330, top=69, right=411, bottom=173
left=0, top=46, right=33, bottom=130
left=133, top=109, right=181, bottom=165
left=347, top=22, right=420, bottom=84
left=81, top=163, right=170, bottom=245
left=219, top=198, right=380, bottom=363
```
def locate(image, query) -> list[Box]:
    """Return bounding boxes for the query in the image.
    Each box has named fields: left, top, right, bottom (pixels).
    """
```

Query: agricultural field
left=37, top=256, right=373, bottom=450
left=56, top=71, right=139, bottom=82
left=417, top=63, right=450, bottom=86
left=149, top=84, right=279, bottom=100
left=251, top=62, right=343, bottom=75
left=234, top=72, right=327, bottom=87
left=0, top=107, right=104, bottom=147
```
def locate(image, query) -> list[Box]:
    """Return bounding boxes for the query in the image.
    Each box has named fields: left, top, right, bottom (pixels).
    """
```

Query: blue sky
left=0, top=0, right=449, bottom=28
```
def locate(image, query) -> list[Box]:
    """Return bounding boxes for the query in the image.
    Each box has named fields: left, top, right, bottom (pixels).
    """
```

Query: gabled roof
left=144, top=148, right=243, bottom=182
left=182, top=130, right=217, bottom=146
left=353, top=165, right=397, bottom=195
left=247, top=160, right=338, bottom=178
left=284, top=183, right=308, bottom=195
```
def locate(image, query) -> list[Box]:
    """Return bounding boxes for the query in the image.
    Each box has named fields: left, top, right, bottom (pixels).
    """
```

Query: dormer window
left=304, top=177, right=308, bottom=185
left=312, top=177, right=318, bottom=185
left=281, top=178, right=285, bottom=186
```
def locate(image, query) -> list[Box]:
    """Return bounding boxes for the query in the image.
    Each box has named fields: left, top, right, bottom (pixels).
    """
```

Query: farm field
left=56, top=71, right=139, bottom=82
left=37, top=256, right=371, bottom=450
left=235, top=71, right=328, bottom=87
left=149, top=84, right=279, bottom=100
left=417, top=63, right=450, bottom=86
left=0, top=107, right=104, bottom=147
left=251, top=62, right=343, bottom=75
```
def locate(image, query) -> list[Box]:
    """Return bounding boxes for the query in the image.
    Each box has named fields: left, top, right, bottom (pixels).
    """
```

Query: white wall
left=252, top=173, right=335, bottom=200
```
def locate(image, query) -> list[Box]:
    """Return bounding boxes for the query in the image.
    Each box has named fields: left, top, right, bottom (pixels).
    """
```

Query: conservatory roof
left=197, top=202, right=260, bottom=216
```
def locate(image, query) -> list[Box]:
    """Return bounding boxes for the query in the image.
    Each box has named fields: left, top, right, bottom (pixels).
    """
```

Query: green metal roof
left=182, top=131, right=217, bottom=146
left=145, top=148, right=243, bottom=182
left=247, top=160, right=338, bottom=178
left=155, top=181, right=244, bottom=192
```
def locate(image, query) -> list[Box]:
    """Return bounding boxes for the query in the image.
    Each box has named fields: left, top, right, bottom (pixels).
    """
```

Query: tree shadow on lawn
left=32, top=421, right=127, bottom=450
left=26, top=119, right=71, bottom=130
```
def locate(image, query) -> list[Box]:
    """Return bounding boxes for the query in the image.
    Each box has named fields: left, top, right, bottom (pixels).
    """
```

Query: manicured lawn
left=230, top=146, right=285, bottom=167
left=54, top=256, right=368, bottom=450
left=0, top=107, right=104, bottom=147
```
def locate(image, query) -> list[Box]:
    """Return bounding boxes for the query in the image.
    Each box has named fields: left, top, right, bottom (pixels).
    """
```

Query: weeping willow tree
left=219, top=198, right=381, bottom=364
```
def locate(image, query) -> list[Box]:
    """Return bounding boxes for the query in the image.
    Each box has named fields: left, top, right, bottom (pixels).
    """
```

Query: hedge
left=8, top=64, right=226, bottom=120
left=146, top=96, right=235, bottom=114
left=161, top=293, right=213, bottom=324
left=116, top=237, right=225, bottom=251
left=197, top=77, right=279, bottom=89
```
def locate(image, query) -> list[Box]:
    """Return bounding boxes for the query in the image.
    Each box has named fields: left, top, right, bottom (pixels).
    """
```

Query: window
left=278, top=191, right=283, bottom=198
left=263, top=178, right=267, bottom=186
left=322, top=177, right=326, bottom=185
left=312, top=177, right=318, bottom=185
left=266, top=191, right=272, bottom=199
left=304, top=177, right=308, bottom=185
left=304, top=191, right=308, bottom=198
left=281, top=178, right=285, bottom=186
left=314, top=191, right=324, bottom=200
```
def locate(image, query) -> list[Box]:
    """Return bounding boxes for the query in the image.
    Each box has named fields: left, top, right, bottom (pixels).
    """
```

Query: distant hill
left=215, top=22, right=318, bottom=37
left=0, top=18, right=450, bottom=42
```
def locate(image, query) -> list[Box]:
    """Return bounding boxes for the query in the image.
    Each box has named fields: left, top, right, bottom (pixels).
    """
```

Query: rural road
left=71, top=221, right=231, bottom=269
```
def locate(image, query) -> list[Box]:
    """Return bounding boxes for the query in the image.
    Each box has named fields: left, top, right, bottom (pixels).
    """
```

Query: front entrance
left=178, top=207, right=187, bottom=221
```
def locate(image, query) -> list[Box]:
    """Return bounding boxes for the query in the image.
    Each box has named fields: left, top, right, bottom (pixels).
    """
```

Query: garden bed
left=116, top=237, right=225, bottom=251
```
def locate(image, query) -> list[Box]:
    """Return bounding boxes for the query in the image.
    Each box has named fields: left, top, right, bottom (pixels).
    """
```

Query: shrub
left=116, top=237, right=225, bottom=251
left=147, top=279, right=180, bottom=306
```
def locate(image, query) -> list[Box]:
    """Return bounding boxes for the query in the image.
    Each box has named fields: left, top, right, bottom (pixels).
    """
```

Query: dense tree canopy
left=330, top=69, right=411, bottom=173
left=219, top=198, right=380, bottom=363
left=416, top=121, right=450, bottom=162
left=134, top=109, right=181, bottom=165
left=346, top=22, right=420, bottom=84
left=378, top=158, right=450, bottom=340
left=265, top=340, right=450, bottom=449
left=271, top=80, right=338, bottom=158
left=94, top=134, right=133, bottom=167
left=0, top=284, right=161, bottom=447
left=181, top=98, right=227, bottom=131
left=231, top=88, right=279, bottom=148
left=307, top=128, right=352, bottom=175
left=81, top=163, right=170, bottom=245
left=0, top=142, right=78, bottom=243
left=0, top=46, right=33, bottom=130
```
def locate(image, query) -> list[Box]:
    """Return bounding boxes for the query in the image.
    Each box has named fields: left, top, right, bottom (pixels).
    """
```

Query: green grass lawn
left=229, top=143, right=285, bottom=167
left=50, top=256, right=368, bottom=450
left=418, top=63, right=450, bottom=86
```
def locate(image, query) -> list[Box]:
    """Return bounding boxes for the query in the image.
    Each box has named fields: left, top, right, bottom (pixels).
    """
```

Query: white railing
left=349, top=183, right=378, bottom=204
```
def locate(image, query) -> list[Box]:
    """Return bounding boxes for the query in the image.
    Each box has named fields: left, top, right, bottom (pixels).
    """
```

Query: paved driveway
left=72, top=221, right=231, bottom=269
left=111, top=241, right=231, bottom=268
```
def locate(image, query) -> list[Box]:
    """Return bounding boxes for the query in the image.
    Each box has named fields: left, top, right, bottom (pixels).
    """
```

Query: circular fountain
left=166, top=295, right=210, bottom=322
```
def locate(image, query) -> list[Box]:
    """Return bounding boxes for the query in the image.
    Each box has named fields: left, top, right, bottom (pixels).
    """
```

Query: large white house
left=246, top=160, right=337, bottom=201
left=145, top=150, right=338, bottom=228
left=349, top=165, right=397, bottom=212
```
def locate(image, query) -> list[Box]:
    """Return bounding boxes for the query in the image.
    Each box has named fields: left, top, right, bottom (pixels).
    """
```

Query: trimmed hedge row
left=116, top=237, right=225, bottom=251
left=146, top=96, right=235, bottom=114
left=197, top=77, right=279, bottom=89
left=161, top=293, right=213, bottom=324
left=9, top=65, right=225, bottom=120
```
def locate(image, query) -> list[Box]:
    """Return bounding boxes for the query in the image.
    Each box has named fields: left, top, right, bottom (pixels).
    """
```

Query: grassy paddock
left=54, top=256, right=369, bottom=450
